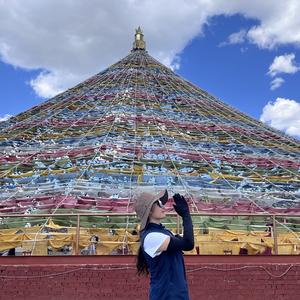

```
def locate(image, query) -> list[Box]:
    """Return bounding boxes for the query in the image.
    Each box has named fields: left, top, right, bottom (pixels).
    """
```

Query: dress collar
left=146, top=222, right=165, bottom=230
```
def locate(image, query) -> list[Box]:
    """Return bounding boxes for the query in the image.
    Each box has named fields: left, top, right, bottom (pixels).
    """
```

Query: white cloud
left=247, top=26, right=277, bottom=49
left=29, top=70, right=82, bottom=98
left=161, top=54, right=181, bottom=71
left=270, top=77, right=285, bottom=90
left=221, top=1, right=300, bottom=49
left=1, top=1, right=300, bottom=98
left=260, top=97, right=300, bottom=138
left=0, top=0, right=211, bottom=98
left=267, top=53, right=299, bottom=90
left=219, top=29, right=247, bottom=46
left=268, top=53, right=300, bottom=77
left=0, top=114, right=12, bottom=122
left=243, top=1, right=300, bottom=49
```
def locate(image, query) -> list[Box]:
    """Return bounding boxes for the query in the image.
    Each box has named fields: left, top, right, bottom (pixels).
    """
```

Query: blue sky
left=0, top=62, right=41, bottom=116
left=178, top=15, right=300, bottom=121
left=0, top=1, right=300, bottom=138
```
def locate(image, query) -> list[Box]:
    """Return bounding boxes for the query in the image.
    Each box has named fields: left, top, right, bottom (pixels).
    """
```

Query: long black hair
left=136, top=222, right=149, bottom=276
left=136, top=245, right=149, bottom=276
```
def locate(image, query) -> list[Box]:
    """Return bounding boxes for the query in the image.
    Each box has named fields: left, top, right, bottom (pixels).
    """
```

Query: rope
left=0, top=263, right=298, bottom=279
left=29, top=55, right=137, bottom=254
left=144, top=53, right=300, bottom=241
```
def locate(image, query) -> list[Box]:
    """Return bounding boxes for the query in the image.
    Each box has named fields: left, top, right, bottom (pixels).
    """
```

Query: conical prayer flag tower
left=0, top=28, right=299, bottom=255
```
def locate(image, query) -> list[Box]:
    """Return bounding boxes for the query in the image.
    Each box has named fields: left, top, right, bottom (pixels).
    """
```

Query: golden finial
left=132, top=26, right=146, bottom=50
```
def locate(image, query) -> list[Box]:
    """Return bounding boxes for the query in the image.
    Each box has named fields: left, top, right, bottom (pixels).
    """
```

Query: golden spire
left=132, top=26, right=146, bottom=50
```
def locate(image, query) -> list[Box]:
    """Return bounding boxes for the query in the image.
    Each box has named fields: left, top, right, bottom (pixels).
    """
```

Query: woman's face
left=149, top=201, right=166, bottom=220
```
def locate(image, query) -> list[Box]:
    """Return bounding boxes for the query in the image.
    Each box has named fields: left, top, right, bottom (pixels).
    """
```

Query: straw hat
left=134, top=190, right=168, bottom=231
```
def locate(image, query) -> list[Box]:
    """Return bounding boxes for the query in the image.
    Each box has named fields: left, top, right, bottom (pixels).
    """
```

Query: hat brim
left=140, top=189, right=169, bottom=231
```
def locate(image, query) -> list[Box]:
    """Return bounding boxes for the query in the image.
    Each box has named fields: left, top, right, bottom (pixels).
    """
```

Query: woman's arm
left=157, top=194, right=194, bottom=253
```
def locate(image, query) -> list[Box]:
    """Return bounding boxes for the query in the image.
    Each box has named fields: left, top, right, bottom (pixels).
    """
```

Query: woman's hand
left=173, top=194, right=190, bottom=217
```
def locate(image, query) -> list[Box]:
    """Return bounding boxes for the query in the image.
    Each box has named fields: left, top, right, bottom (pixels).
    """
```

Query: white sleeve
left=143, top=232, right=169, bottom=258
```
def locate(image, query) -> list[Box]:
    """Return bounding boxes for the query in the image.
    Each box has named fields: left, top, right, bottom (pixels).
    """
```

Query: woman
left=134, top=190, right=194, bottom=300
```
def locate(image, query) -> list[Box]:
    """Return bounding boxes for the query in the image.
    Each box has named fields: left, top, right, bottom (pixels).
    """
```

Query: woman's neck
left=148, top=218, right=161, bottom=225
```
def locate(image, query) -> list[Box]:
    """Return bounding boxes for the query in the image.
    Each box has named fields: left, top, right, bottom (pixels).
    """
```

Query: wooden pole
left=75, top=214, right=81, bottom=255
left=272, top=215, right=279, bottom=255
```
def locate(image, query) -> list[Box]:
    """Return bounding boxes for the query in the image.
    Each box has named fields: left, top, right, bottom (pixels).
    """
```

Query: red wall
left=1, top=256, right=300, bottom=300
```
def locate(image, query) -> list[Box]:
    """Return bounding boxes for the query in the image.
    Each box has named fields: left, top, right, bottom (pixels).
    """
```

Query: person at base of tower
left=134, top=190, right=194, bottom=300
